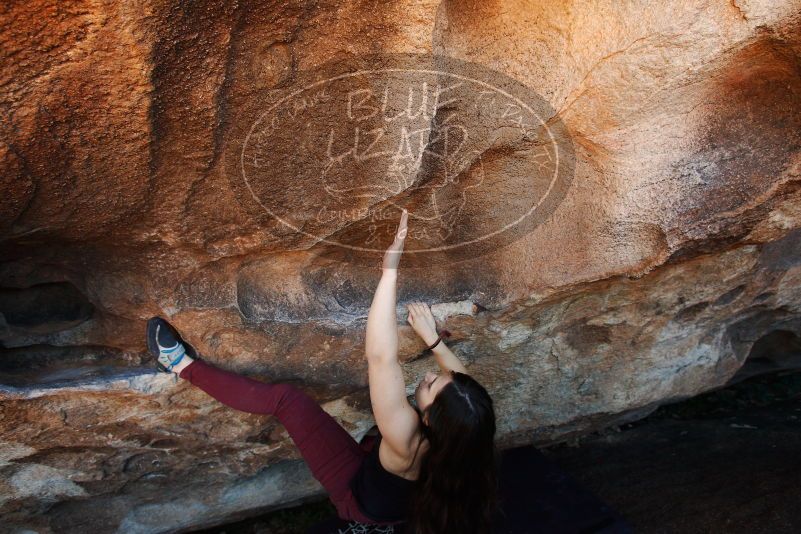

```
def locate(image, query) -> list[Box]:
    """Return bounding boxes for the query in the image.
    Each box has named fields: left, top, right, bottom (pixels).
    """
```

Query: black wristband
left=424, top=329, right=452, bottom=351
left=408, top=330, right=452, bottom=362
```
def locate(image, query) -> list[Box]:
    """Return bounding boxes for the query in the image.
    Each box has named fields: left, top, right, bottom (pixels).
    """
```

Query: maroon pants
left=179, top=358, right=390, bottom=525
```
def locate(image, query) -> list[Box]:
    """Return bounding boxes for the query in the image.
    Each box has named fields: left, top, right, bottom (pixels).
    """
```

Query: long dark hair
left=406, top=371, right=499, bottom=534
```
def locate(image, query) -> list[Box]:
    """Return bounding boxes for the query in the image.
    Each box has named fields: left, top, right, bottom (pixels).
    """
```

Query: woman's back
left=379, top=429, right=430, bottom=481
left=350, top=433, right=418, bottom=523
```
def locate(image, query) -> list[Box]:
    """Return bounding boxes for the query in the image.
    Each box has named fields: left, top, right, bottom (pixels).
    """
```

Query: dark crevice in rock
left=206, top=1, right=245, bottom=175
left=0, top=281, right=93, bottom=333
left=674, top=301, right=710, bottom=322
left=713, top=284, right=746, bottom=307
left=0, top=344, right=149, bottom=388
left=729, top=329, right=801, bottom=384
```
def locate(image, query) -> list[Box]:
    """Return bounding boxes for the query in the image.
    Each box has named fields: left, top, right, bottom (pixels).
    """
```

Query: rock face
left=1, top=0, right=801, bottom=531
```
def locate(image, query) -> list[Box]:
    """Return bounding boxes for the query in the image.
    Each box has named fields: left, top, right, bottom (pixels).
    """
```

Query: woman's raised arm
left=364, top=209, right=408, bottom=363
left=364, top=210, right=420, bottom=457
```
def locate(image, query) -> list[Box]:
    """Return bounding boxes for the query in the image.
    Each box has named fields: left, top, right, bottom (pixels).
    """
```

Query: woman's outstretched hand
left=407, top=301, right=438, bottom=346
left=381, top=209, right=408, bottom=271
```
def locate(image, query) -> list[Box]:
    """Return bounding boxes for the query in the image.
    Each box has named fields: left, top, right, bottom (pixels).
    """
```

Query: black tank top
left=350, top=434, right=416, bottom=522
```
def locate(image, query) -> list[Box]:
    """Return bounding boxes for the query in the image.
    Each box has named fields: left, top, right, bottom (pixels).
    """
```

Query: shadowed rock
left=1, top=0, right=801, bottom=531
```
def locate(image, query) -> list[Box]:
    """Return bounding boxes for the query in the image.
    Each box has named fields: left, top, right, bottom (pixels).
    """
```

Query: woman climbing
left=146, top=209, right=500, bottom=534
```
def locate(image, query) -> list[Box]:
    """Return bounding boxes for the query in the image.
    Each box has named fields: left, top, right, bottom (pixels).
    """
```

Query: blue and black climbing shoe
left=146, top=317, right=197, bottom=373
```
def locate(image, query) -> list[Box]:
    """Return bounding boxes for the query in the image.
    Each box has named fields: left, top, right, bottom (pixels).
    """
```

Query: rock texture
left=1, top=0, right=801, bottom=531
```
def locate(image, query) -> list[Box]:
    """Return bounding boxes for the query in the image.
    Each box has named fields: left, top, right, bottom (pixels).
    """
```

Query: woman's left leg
left=178, top=358, right=376, bottom=522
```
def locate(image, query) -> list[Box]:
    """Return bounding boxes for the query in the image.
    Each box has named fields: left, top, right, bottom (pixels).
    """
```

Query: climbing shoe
left=146, top=317, right=197, bottom=373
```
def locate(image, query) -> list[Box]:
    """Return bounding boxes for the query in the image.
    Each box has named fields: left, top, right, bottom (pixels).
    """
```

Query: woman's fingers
left=406, top=302, right=432, bottom=314
left=382, top=210, right=408, bottom=270
left=399, top=209, right=408, bottom=234
left=394, top=209, right=408, bottom=242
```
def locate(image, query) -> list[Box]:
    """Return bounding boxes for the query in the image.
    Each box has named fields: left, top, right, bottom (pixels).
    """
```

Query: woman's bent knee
left=272, top=383, right=316, bottom=413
